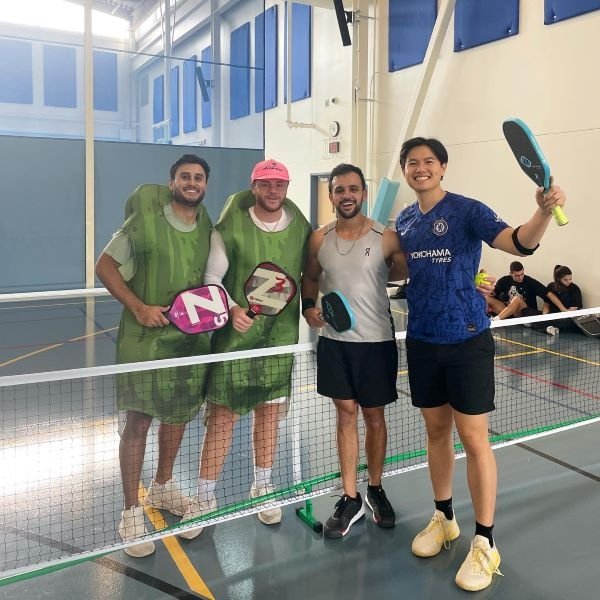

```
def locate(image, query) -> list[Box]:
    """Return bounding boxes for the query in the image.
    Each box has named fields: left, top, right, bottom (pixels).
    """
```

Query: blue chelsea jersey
left=395, top=192, right=509, bottom=344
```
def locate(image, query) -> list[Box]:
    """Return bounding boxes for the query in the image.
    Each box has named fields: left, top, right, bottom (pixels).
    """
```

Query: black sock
left=475, top=522, right=494, bottom=547
left=367, top=484, right=382, bottom=492
left=434, top=498, right=454, bottom=521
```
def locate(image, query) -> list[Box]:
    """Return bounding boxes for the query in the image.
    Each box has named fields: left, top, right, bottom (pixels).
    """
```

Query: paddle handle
left=545, top=177, right=568, bottom=226
left=551, top=205, right=568, bottom=226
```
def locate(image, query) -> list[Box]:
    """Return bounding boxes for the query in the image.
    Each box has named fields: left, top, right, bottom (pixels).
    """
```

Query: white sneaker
left=411, top=510, right=460, bottom=557
left=250, top=484, right=282, bottom=525
left=178, top=498, right=217, bottom=540
left=118, top=506, right=155, bottom=558
left=546, top=325, right=559, bottom=336
left=144, top=478, right=190, bottom=516
left=455, top=534, right=502, bottom=591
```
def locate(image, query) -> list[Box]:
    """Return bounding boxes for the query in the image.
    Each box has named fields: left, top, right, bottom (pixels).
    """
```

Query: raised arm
left=95, top=253, right=169, bottom=327
left=491, top=182, right=566, bottom=255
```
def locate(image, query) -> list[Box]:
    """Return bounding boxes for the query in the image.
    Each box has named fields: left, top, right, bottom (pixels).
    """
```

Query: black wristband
left=512, top=226, right=539, bottom=256
left=301, top=298, right=316, bottom=315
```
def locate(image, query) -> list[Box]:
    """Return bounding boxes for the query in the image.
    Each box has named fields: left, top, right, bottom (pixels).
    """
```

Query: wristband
left=512, top=226, right=539, bottom=256
left=301, top=298, right=316, bottom=315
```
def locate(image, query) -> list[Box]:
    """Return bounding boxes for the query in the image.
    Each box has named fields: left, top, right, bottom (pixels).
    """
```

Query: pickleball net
left=1, top=306, right=599, bottom=584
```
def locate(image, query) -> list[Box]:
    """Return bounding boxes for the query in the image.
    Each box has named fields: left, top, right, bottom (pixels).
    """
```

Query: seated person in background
left=542, top=265, right=584, bottom=332
left=486, top=261, right=560, bottom=321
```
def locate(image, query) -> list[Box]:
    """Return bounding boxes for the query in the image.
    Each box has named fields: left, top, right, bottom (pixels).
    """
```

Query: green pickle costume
left=207, top=190, right=311, bottom=414
left=116, top=184, right=212, bottom=424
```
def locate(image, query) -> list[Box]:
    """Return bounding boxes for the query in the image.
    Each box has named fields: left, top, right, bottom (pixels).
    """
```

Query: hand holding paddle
left=502, top=118, right=568, bottom=226
left=244, top=262, right=297, bottom=319
left=166, top=284, right=229, bottom=334
left=321, top=291, right=355, bottom=333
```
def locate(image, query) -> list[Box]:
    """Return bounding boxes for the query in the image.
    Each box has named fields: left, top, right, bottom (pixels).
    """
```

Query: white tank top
left=317, top=220, right=395, bottom=342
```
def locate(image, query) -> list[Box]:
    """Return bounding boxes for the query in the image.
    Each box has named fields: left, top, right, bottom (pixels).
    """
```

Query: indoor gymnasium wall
left=264, top=1, right=600, bottom=307
left=0, top=138, right=262, bottom=293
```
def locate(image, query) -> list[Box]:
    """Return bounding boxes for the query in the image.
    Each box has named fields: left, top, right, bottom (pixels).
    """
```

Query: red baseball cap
left=250, top=159, right=290, bottom=182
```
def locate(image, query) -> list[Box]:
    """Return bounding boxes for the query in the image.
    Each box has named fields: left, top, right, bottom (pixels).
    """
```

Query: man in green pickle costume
left=95, top=155, right=212, bottom=557
left=179, top=159, right=311, bottom=535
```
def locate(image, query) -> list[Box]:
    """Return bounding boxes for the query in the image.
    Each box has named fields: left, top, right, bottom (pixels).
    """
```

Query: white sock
left=253, top=466, right=272, bottom=489
left=197, top=478, right=217, bottom=502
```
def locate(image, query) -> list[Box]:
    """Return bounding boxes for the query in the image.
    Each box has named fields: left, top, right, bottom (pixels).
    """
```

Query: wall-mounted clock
left=328, top=121, right=340, bottom=137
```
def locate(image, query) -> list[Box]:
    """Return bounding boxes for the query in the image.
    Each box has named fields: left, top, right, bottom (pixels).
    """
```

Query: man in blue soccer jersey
left=396, top=137, right=566, bottom=592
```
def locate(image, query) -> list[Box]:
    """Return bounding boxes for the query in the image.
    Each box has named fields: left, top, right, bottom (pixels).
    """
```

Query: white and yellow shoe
left=118, top=506, right=155, bottom=558
left=455, top=534, right=503, bottom=591
left=178, top=498, right=218, bottom=540
left=411, top=510, right=460, bottom=557
left=144, top=478, right=190, bottom=516
left=250, top=484, right=282, bottom=525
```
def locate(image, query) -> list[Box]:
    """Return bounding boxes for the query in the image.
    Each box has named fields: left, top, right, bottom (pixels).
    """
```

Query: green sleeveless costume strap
left=207, top=189, right=311, bottom=414
left=116, top=184, right=213, bottom=424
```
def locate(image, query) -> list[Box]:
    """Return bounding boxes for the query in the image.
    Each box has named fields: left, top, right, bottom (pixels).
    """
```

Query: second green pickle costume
left=206, top=190, right=311, bottom=414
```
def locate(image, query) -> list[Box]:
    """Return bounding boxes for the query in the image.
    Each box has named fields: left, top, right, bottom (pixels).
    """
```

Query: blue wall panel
left=170, top=66, right=179, bottom=137
left=183, top=56, right=197, bottom=133
left=284, top=3, right=311, bottom=103
left=230, top=23, right=251, bottom=119
left=93, top=50, right=118, bottom=111
left=388, top=0, right=436, bottom=71
left=255, top=6, right=278, bottom=112
left=291, top=3, right=311, bottom=102
left=455, top=0, right=519, bottom=52
left=200, top=47, right=212, bottom=128
left=153, top=74, right=164, bottom=124
left=545, top=0, right=600, bottom=24
left=255, top=12, right=265, bottom=112
left=0, top=39, right=33, bottom=104
left=43, top=45, right=77, bottom=108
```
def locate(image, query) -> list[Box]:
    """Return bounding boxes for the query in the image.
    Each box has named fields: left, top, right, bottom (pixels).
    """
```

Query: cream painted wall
left=265, top=1, right=600, bottom=308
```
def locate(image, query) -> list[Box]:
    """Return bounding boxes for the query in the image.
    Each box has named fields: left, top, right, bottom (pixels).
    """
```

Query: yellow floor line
left=0, top=327, right=118, bottom=368
left=495, top=335, right=600, bottom=366
left=139, top=488, right=215, bottom=600
left=496, top=350, right=545, bottom=360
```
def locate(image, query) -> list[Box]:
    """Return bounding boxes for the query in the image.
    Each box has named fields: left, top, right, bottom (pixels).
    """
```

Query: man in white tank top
left=301, top=163, right=407, bottom=539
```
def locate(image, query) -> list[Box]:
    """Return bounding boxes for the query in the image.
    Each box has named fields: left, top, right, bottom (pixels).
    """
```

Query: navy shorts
left=317, top=337, right=398, bottom=408
left=406, top=329, right=495, bottom=415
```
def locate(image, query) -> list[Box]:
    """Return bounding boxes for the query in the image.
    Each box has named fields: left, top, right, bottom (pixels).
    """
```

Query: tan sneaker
left=144, top=478, right=190, bottom=516
left=178, top=498, right=217, bottom=540
left=455, top=534, right=503, bottom=591
left=250, top=484, right=282, bottom=525
left=118, top=506, right=155, bottom=558
left=411, top=510, right=460, bottom=557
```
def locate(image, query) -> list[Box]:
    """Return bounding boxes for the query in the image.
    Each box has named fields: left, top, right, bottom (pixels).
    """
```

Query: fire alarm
left=328, top=121, right=340, bottom=137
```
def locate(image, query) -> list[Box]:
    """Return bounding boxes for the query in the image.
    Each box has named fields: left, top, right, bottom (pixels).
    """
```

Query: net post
left=295, top=485, right=323, bottom=533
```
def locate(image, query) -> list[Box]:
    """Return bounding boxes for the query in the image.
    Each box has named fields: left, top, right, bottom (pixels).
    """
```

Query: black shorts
left=316, top=337, right=398, bottom=408
left=406, top=329, right=495, bottom=415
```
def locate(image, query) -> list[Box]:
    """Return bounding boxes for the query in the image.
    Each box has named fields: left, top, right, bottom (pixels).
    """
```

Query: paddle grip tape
left=512, top=226, right=539, bottom=256
left=301, top=298, right=317, bottom=315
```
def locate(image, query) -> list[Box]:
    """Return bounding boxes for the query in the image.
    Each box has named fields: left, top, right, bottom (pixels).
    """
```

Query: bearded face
left=169, top=164, right=208, bottom=208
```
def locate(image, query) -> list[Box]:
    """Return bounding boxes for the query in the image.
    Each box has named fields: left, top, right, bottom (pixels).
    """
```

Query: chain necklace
left=253, top=208, right=283, bottom=232
left=334, top=217, right=366, bottom=256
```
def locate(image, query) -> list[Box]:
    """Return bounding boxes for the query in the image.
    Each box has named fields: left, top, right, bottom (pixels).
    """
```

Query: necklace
left=334, top=217, right=366, bottom=256
left=253, top=208, right=283, bottom=232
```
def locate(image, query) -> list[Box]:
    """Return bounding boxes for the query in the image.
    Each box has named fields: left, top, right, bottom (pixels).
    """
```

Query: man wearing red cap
left=179, top=159, right=311, bottom=535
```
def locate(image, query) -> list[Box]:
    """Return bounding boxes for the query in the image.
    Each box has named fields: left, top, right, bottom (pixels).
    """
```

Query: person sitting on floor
left=542, top=265, right=584, bottom=333
left=486, top=261, right=560, bottom=321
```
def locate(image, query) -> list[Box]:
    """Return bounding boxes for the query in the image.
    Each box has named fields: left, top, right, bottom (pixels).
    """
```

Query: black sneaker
left=365, top=486, right=395, bottom=528
left=324, top=493, right=365, bottom=539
